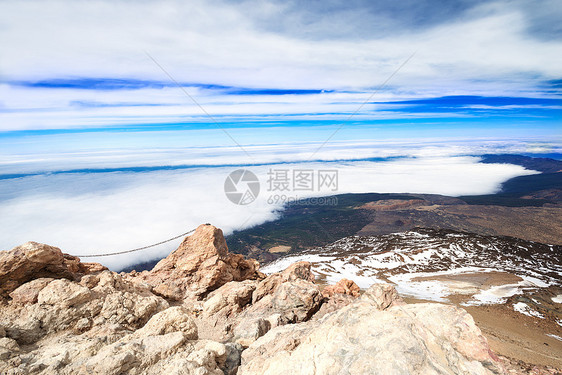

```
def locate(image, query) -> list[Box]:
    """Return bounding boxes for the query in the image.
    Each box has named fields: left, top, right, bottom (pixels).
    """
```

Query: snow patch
left=512, top=302, right=544, bottom=319
left=547, top=334, right=562, bottom=342
left=551, top=294, right=562, bottom=303
left=464, top=275, right=550, bottom=306
left=260, top=254, right=335, bottom=275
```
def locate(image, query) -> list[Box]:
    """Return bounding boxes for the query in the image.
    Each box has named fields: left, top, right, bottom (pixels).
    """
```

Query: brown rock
left=322, top=278, right=360, bottom=298
left=202, top=280, right=257, bottom=317
left=0, top=242, right=106, bottom=299
left=281, top=261, right=315, bottom=282
left=135, top=306, right=198, bottom=339
left=360, top=282, right=404, bottom=310
left=140, top=224, right=263, bottom=301
left=252, top=261, right=314, bottom=303
left=312, top=293, right=357, bottom=320
left=9, top=278, right=54, bottom=305
left=232, top=278, right=323, bottom=347
left=37, top=279, right=92, bottom=307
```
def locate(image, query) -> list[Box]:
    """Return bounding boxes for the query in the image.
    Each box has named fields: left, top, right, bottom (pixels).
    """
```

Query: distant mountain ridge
left=480, top=154, right=562, bottom=174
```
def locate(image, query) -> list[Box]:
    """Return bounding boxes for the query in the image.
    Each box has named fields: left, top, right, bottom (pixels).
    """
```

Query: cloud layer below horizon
left=0, top=1, right=560, bottom=270
left=0, top=140, right=544, bottom=270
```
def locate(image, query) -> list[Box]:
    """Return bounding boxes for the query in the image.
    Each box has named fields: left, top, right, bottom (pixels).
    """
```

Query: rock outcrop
left=0, top=242, right=106, bottom=300
left=136, top=224, right=263, bottom=300
left=197, top=261, right=323, bottom=347
left=321, top=278, right=360, bottom=298
left=239, top=284, right=502, bottom=375
left=0, top=224, right=523, bottom=374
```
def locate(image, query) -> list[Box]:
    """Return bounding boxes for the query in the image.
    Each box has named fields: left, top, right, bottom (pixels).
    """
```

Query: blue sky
left=0, top=0, right=560, bottom=143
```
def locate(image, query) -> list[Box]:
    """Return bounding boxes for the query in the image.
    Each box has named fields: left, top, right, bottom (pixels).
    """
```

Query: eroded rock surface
left=0, top=224, right=522, bottom=374
left=136, top=224, right=263, bottom=300
left=0, top=242, right=106, bottom=300
left=239, top=284, right=503, bottom=375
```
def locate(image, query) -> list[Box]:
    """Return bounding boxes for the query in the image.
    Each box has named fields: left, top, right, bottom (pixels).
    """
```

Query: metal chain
left=77, top=228, right=197, bottom=258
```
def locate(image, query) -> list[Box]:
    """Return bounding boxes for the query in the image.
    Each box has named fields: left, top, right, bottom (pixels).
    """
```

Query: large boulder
left=138, top=224, right=263, bottom=301
left=202, top=280, right=257, bottom=317
left=9, top=278, right=53, bottom=305
left=134, top=306, right=198, bottom=339
left=231, top=269, right=323, bottom=347
left=0, top=271, right=169, bottom=345
left=321, top=278, right=360, bottom=298
left=252, top=261, right=315, bottom=303
left=360, top=282, right=404, bottom=310
left=239, top=284, right=505, bottom=375
left=0, top=242, right=106, bottom=299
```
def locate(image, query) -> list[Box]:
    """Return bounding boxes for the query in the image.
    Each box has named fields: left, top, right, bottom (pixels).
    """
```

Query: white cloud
left=1, top=1, right=561, bottom=131
left=0, top=142, right=539, bottom=270
left=1, top=0, right=561, bottom=89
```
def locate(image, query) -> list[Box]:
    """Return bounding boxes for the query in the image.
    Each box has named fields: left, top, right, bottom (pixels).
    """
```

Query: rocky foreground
left=0, top=224, right=558, bottom=374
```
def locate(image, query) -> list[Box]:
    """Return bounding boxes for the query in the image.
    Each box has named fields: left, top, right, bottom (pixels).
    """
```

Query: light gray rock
left=239, top=284, right=505, bottom=375
left=232, top=318, right=271, bottom=348
left=202, top=280, right=257, bottom=317
left=135, top=306, right=198, bottom=339
left=360, top=282, right=404, bottom=310
left=38, top=279, right=92, bottom=307
left=0, top=337, right=19, bottom=360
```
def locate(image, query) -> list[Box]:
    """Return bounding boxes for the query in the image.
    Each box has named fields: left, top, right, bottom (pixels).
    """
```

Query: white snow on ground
left=388, top=278, right=449, bottom=302
left=388, top=267, right=491, bottom=302
left=260, top=254, right=336, bottom=274
left=552, top=294, right=562, bottom=303
left=319, top=259, right=383, bottom=288
left=260, top=229, right=560, bottom=305
left=546, top=334, right=562, bottom=342
left=464, top=284, right=523, bottom=305
left=464, top=275, right=551, bottom=306
left=512, top=302, right=545, bottom=319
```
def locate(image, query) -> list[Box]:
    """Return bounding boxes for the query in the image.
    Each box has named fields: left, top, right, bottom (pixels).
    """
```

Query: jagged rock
left=232, top=318, right=271, bottom=348
left=195, top=264, right=319, bottom=345
left=0, top=337, right=19, bottom=360
left=252, top=261, right=314, bottom=303
left=135, top=306, right=198, bottom=339
left=315, top=279, right=360, bottom=319
left=223, top=343, right=244, bottom=375
left=0, top=273, right=169, bottom=345
left=281, top=261, right=316, bottom=283
left=360, top=282, right=404, bottom=310
left=0, top=228, right=517, bottom=375
left=0, top=242, right=70, bottom=298
left=202, top=280, right=257, bottom=317
left=231, top=277, right=323, bottom=347
left=9, top=278, right=53, bottom=305
left=321, top=278, right=360, bottom=298
left=0, top=241, right=106, bottom=300
left=269, top=279, right=323, bottom=322
left=239, top=284, right=505, bottom=375
left=312, top=293, right=356, bottom=320
left=38, top=279, right=92, bottom=307
left=139, top=224, right=263, bottom=301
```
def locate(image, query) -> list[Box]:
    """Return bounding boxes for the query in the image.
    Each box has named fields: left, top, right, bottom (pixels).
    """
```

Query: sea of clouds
left=0, top=138, right=546, bottom=270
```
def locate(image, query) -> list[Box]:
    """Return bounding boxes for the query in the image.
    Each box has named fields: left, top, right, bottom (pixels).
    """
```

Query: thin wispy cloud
left=0, top=0, right=561, bottom=133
